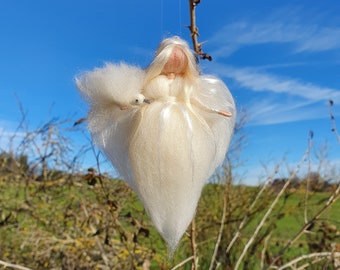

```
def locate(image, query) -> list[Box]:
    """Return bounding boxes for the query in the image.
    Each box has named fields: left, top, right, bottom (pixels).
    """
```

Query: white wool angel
left=76, top=36, right=236, bottom=252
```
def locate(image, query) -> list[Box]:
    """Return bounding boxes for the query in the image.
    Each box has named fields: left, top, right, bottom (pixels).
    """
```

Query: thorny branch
left=329, top=99, right=340, bottom=143
left=188, top=0, right=212, bottom=61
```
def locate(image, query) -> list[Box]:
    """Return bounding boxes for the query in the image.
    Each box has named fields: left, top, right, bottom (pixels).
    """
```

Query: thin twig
left=260, top=233, right=272, bottom=269
left=296, top=257, right=327, bottom=270
left=0, top=260, right=33, bottom=270
left=209, top=195, right=227, bottom=270
left=267, top=182, right=340, bottom=268
left=276, top=252, right=340, bottom=270
left=226, top=162, right=282, bottom=254
left=304, top=131, right=313, bottom=223
left=89, top=143, right=138, bottom=267
left=81, top=200, right=109, bottom=266
left=171, top=256, right=195, bottom=270
left=188, top=0, right=212, bottom=61
left=234, top=146, right=311, bottom=270
left=190, top=218, right=198, bottom=270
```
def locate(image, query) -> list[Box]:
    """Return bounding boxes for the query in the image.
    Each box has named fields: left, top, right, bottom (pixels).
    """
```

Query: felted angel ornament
left=76, top=36, right=236, bottom=252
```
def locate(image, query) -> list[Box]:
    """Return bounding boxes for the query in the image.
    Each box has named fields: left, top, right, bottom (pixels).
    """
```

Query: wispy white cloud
left=207, top=64, right=340, bottom=125
left=204, top=6, right=340, bottom=126
left=209, top=7, right=340, bottom=57
left=213, top=64, right=340, bottom=101
left=245, top=98, right=318, bottom=126
left=220, top=65, right=340, bottom=101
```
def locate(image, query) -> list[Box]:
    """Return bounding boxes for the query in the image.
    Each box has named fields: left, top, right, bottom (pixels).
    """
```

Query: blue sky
left=1, top=0, right=339, bottom=185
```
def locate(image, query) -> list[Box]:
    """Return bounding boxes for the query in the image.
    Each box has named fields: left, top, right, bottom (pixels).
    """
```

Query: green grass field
left=0, top=175, right=339, bottom=269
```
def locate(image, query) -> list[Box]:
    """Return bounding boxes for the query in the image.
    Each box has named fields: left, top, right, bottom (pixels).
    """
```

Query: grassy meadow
left=0, top=169, right=339, bottom=269
left=0, top=116, right=339, bottom=269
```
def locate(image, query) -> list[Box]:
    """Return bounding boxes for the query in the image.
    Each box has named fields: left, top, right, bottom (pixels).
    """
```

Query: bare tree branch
left=190, top=218, right=199, bottom=270
left=329, top=99, right=340, bottom=143
left=81, top=200, right=109, bottom=266
left=171, top=256, right=195, bottom=270
left=188, top=0, right=212, bottom=61
left=234, top=144, right=312, bottom=270
left=226, top=162, right=282, bottom=254
left=276, top=252, right=340, bottom=270
left=267, top=182, right=340, bottom=268
left=260, top=233, right=272, bottom=269
left=208, top=195, right=227, bottom=270
left=304, top=131, right=314, bottom=223
left=0, top=260, right=33, bottom=270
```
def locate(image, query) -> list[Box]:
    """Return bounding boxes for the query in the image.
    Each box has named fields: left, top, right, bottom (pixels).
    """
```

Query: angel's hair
left=144, top=36, right=200, bottom=86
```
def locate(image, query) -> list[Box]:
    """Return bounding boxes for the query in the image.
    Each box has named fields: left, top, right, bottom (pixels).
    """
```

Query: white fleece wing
left=75, top=63, right=145, bottom=188
left=192, top=75, right=236, bottom=174
left=76, top=63, right=145, bottom=108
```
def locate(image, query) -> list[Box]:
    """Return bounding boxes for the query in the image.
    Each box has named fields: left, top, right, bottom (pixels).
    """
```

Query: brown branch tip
left=188, top=0, right=212, bottom=61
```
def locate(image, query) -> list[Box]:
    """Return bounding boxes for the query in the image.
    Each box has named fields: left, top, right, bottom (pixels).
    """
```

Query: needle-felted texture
left=76, top=36, right=236, bottom=252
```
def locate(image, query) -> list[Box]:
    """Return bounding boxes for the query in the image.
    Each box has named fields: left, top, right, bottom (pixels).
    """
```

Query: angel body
left=76, top=36, right=236, bottom=252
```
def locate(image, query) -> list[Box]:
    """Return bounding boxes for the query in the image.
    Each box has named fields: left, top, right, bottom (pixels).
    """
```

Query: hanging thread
left=160, top=0, right=164, bottom=37
left=179, top=0, right=182, bottom=36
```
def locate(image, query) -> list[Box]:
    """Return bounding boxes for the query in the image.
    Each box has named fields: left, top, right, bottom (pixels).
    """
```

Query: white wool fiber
left=75, top=37, right=236, bottom=253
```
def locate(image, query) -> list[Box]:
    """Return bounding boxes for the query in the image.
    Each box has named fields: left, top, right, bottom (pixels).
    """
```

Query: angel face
left=144, top=37, right=200, bottom=85
left=161, top=46, right=188, bottom=79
